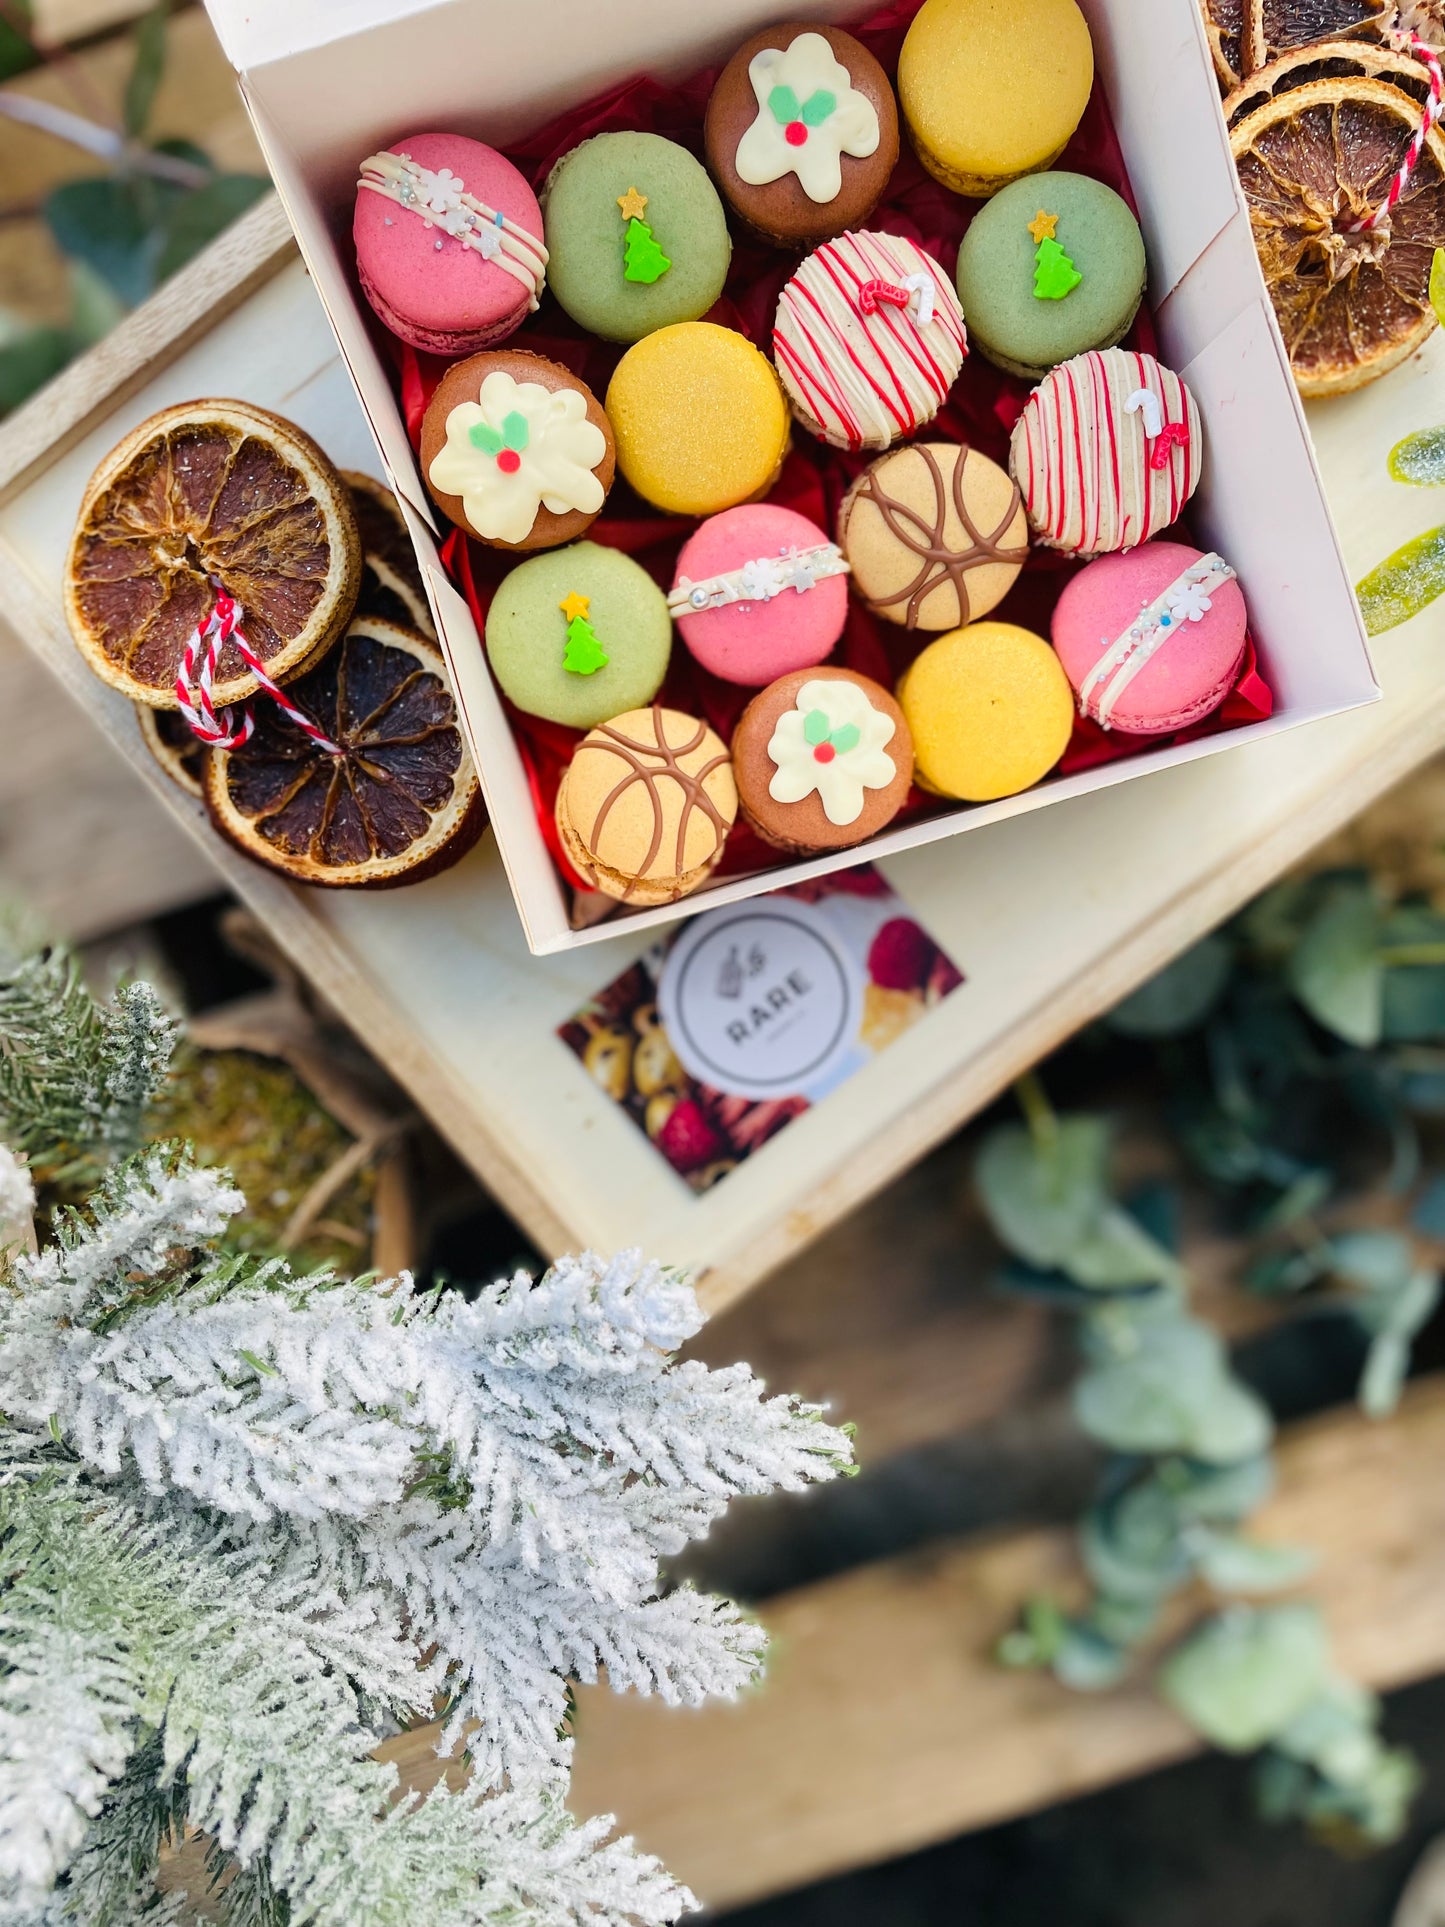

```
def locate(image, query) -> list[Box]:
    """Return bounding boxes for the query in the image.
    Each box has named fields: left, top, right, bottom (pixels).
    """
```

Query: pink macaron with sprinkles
left=354, top=132, right=548, bottom=354
left=1052, top=540, right=1246, bottom=735
left=669, top=503, right=851, bottom=686
left=1010, top=347, right=1203, bottom=557
left=772, top=230, right=968, bottom=452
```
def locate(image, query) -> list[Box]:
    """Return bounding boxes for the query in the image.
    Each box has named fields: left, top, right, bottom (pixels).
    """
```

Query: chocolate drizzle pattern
left=852, top=445, right=1029, bottom=628
left=586, top=705, right=733, bottom=900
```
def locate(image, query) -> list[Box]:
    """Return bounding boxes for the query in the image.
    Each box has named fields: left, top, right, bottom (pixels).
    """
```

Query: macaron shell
left=954, top=172, right=1146, bottom=381
left=733, top=665, right=914, bottom=852
left=898, top=0, right=1094, bottom=195
left=486, top=542, right=672, bottom=728
left=898, top=621, right=1073, bottom=800
left=838, top=441, right=1028, bottom=630
left=673, top=504, right=848, bottom=684
left=559, top=706, right=738, bottom=904
left=542, top=131, right=731, bottom=345
left=354, top=133, right=543, bottom=350
left=608, top=323, right=791, bottom=516
left=419, top=349, right=614, bottom=550
left=704, top=23, right=900, bottom=246
left=1052, top=541, right=1247, bottom=734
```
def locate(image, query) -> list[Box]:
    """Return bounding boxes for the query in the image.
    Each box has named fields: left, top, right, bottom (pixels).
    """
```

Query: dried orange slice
left=1201, top=1, right=1391, bottom=88
left=203, top=617, right=485, bottom=889
left=66, top=399, right=361, bottom=710
left=343, top=470, right=437, bottom=641
left=1223, top=36, right=1435, bottom=118
left=1232, top=77, right=1445, bottom=394
left=136, top=704, right=208, bottom=800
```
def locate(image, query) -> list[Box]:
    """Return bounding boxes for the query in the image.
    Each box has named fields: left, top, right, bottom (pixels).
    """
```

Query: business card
left=557, top=869, right=964, bottom=1193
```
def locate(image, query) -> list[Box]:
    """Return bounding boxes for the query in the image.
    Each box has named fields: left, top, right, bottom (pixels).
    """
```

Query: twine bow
left=174, top=588, right=342, bottom=756
left=1353, top=28, right=1445, bottom=230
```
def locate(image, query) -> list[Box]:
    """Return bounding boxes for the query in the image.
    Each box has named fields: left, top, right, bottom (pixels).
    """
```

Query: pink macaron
left=354, top=132, right=547, bottom=354
left=1052, top=541, right=1247, bottom=736
left=668, top=504, right=851, bottom=687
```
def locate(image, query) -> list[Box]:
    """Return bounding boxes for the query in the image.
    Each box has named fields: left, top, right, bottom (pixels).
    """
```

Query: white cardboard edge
left=208, top=0, right=1379, bottom=957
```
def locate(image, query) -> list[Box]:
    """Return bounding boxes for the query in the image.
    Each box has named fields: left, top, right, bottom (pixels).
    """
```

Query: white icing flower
left=423, top=167, right=464, bottom=216
left=1166, top=577, right=1215, bottom=623
left=734, top=31, right=880, bottom=205
left=738, top=557, right=777, bottom=603
left=427, top=371, right=606, bottom=547
left=767, top=678, right=896, bottom=827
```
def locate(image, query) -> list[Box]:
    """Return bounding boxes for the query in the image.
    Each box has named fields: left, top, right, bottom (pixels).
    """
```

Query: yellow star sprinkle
left=559, top=591, right=591, bottom=622
left=616, top=185, right=649, bottom=222
left=1027, top=209, right=1059, bottom=244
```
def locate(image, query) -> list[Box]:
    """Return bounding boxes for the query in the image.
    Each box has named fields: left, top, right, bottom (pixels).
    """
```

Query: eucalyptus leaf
left=1054, top=1622, right=1131, bottom=1692
left=974, top=1117, right=1108, bottom=1272
left=124, top=2, right=169, bottom=139
left=1414, top=1174, right=1445, bottom=1236
left=1066, top=1202, right=1183, bottom=1291
left=1157, top=1605, right=1330, bottom=1752
left=1360, top=1332, right=1409, bottom=1417
left=1075, top=1316, right=1273, bottom=1463
left=67, top=260, right=127, bottom=349
left=1273, top=1675, right=1377, bottom=1775
left=1382, top=964, right=1445, bottom=1041
left=0, top=8, right=36, bottom=83
left=1388, top=425, right=1445, bottom=486
left=155, top=174, right=270, bottom=283
left=1194, top=1530, right=1315, bottom=1595
left=1328, top=1229, right=1413, bottom=1294
left=0, top=327, right=74, bottom=416
left=1167, top=1453, right=1275, bottom=1523
left=44, top=178, right=173, bottom=308
left=1286, top=882, right=1383, bottom=1046
left=1107, top=936, right=1232, bottom=1039
left=1080, top=1491, right=1190, bottom=1604
left=1087, top=1592, right=1163, bottom=1648
left=1357, top=525, right=1445, bottom=636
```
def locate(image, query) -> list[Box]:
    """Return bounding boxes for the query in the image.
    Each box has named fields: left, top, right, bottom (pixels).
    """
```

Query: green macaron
left=541, top=132, right=732, bottom=345
left=485, top=541, right=673, bottom=729
left=954, top=171, right=1146, bottom=382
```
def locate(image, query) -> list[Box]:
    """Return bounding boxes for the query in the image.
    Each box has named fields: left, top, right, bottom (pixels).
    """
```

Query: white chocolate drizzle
left=358, top=150, right=548, bottom=309
left=668, top=542, right=848, bottom=616
left=1078, top=551, right=1236, bottom=728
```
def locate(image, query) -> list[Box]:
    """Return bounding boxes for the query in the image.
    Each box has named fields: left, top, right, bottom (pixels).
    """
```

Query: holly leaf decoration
left=831, top=723, right=861, bottom=755
left=468, top=422, right=505, bottom=454
left=800, top=88, right=836, bottom=126
left=768, top=84, right=801, bottom=124
left=803, top=709, right=830, bottom=746
left=501, top=410, right=529, bottom=452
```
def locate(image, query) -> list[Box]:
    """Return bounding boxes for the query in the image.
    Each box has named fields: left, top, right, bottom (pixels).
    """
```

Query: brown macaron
left=733, top=666, right=913, bottom=855
left=704, top=24, right=899, bottom=248
left=420, top=348, right=615, bottom=551
left=556, top=704, right=738, bottom=906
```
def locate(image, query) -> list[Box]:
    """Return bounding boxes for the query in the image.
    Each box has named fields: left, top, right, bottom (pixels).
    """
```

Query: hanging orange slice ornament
left=1231, top=75, right=1445, bottom=393
left=203, top=617, right=485, bottom=889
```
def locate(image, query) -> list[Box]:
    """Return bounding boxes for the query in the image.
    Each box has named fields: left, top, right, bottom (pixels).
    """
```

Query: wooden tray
left=3, top=194, right=1444, bottom=1315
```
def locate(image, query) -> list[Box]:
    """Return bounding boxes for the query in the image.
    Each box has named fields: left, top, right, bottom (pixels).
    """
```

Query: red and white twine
left=174, top=589, right=342, bottom=756
left=1353, top=29, right=1445, bottom=231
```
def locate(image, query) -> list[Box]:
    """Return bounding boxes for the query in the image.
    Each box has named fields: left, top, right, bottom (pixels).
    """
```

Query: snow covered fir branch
left=0, top=939, right=854, bottom=1926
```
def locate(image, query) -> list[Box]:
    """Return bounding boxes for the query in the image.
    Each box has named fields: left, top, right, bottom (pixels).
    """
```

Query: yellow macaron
left=898, top=0, right=1094, bottom=198
left=897, top=622, right=1074, bottom=801
left=606, top=322, right=790, bottom=516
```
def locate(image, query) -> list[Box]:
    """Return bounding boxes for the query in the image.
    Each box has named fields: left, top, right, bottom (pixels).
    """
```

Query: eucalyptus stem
left=0, top=91, right=210, bottom=187
left=1014, top=1068, right=1058, bottom=1151
left=1377, top=943, right=1445, bottom=966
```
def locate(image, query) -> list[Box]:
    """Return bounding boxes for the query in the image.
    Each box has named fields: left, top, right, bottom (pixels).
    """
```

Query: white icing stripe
left=773, top=231, right=967, bottom=452
left=1009, top=349, right=1203, bottom=556
left=358, top=151, right=548, bottom=309
left=1078, top=552, right=1236, bottom=727
left=668, top=542, right=848, bottom=615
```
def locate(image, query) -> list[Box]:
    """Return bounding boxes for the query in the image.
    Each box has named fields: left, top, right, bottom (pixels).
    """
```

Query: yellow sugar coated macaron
left=898, top=621, right=1073, bottom=801
left=606, top=322, right=791, bottom=516
left=898, top=0, right=1094, bottom=197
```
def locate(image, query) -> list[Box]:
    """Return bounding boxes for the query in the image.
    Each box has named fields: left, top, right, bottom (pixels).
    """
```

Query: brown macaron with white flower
left=732, top=665, right=913, bottom=854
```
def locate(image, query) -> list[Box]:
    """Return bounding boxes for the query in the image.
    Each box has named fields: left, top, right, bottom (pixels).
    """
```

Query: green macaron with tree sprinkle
left=953, top=172, right=1146, bottom=382
left=541, top=132, right=732, bottom=345
left=485, top=541, right=673, bottom=730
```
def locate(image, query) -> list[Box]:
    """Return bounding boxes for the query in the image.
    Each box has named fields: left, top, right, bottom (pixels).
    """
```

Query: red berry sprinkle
left=496, top=449, right=522, bottom=474
left=813, top=741, right=836, bottom=763
left=785, top=121, right=808, bottom=145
